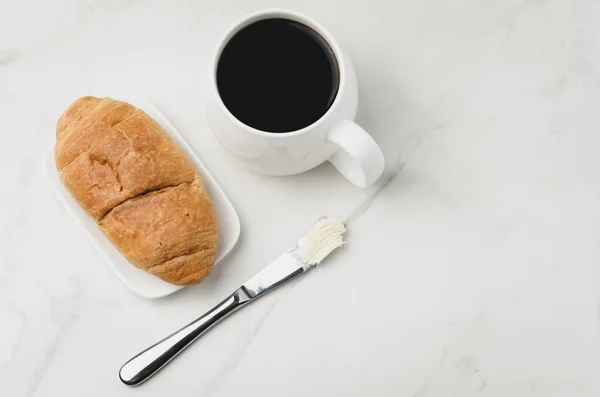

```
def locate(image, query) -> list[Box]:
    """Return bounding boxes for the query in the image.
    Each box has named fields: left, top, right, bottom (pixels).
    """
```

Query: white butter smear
left=293, top=217, right=346, bottom=268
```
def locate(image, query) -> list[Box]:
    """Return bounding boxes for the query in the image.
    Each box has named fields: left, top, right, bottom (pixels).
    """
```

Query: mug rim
left=211, top=8, right=346, bottom=138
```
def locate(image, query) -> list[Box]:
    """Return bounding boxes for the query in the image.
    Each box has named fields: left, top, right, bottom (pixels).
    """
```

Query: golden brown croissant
left=55, top=97, right=218, bottom=286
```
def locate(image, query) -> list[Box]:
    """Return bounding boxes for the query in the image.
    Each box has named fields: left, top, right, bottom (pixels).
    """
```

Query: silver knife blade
left=241, top=252, right=304, bottom=299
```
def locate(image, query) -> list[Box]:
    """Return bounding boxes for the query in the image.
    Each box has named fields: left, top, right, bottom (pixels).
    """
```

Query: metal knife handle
left=119, top=288, right=251, bottom=386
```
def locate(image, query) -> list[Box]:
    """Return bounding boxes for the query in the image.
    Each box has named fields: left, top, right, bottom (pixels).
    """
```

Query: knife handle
left=119, top=288, right=251, bottom=386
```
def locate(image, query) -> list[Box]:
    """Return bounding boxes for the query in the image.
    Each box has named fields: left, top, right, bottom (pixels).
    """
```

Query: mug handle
left=327, top=120, right=385, bottom=188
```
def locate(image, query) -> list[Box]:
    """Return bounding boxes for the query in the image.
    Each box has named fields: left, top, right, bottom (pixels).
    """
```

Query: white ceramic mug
left=206, top=9, right=384, bottom=188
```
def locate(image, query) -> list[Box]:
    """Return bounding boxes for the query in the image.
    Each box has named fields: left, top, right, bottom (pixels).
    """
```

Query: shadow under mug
left=206, top=9, right=384, bottom=188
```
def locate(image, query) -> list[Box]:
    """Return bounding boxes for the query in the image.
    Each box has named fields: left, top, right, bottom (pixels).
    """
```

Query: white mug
left=206, top=9, right=384, bottom=188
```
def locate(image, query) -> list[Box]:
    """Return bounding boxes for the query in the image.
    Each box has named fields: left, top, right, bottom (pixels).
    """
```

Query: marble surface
left=2, top=0, right=600, bottom=395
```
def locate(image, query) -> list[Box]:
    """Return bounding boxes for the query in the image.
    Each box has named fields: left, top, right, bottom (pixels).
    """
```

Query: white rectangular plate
left=42, top=95, right=240, bottom=298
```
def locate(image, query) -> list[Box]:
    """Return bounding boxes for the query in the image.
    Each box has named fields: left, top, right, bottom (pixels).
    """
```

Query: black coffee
left=217, top=18, right=339, bottom=133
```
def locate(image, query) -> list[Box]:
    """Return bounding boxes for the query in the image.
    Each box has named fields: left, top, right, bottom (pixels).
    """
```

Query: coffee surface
left=217, top=18, right=339, bottom=133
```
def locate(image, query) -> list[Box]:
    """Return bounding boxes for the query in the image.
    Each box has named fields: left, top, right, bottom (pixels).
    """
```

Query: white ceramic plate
left=42, top=95, right=240, bottom=298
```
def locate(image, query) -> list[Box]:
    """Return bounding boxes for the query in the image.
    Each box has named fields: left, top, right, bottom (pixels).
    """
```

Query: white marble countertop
left=2, top=0, right=600, bottom=396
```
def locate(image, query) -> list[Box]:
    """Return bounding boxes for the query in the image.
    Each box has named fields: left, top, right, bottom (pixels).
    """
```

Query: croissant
left=55, top=97, right=218, bottom=286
